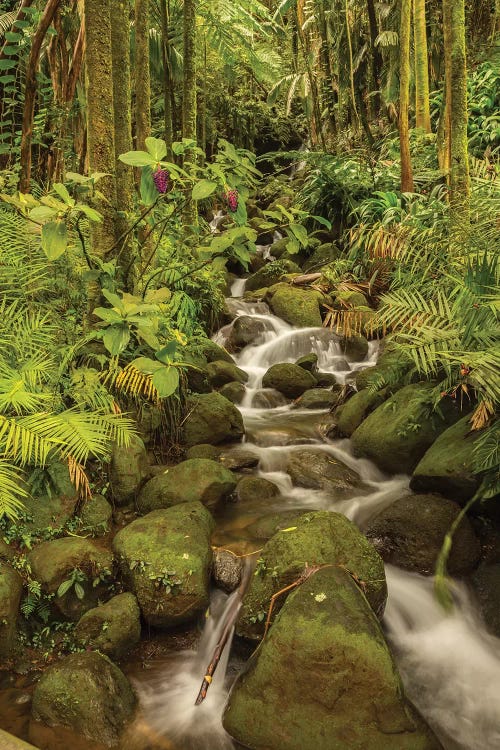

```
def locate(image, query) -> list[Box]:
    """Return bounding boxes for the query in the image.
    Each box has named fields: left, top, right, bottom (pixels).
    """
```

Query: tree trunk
left=135, top=0, right=151, bottom=150
left=182, top=0, right=197, bottom=140
left=366, top=0, right=382, bottom=115
left=413, top=0, right=431, bottom=132
left=399, top=0, right=414, bottom=192
left=160, top=0, right=174, bottom=153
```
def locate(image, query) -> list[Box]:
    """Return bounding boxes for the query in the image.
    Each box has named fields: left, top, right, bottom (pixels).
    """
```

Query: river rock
left=336, top=387, right=389, bottom=437
left=268, top=283, right=323, bottom=328
left=31, top=652, right=136, bottom=747
left=246, top=511, right=310, bottom=540
left=183, top=349, right=211, bottom=394
left=206, top=360, right=249, bottom=388
left=185, top=443, right=221, bottom=460
left=351, top=384, right=462, bottom=475
left=226, top=567, right=439, bottom=750
left=219, top=448, right=259, bottom=472
left=182, top=392, right=244, bottom=447
left=0, top=563, right=22, bottom=660
left=79, top=494, right=113, bottom=536
left=314, top=371, right=338, bottom=387
left=294, top=353, right=318, bottom=372
left=340, top=334, right=369, bottom=362
left=355, top=347, right=410, bottom=391
left=237, top=510, right=387, bottom=639
left=17, top=461, right=78, bottom=535
left=200, top=339, right=235, bottom=364
left=236, top=476, right=280, bottom=503
left=136, top=459, right=236, bottom=513
left=109, top=436, right=150, bottom=506
left=365, top=494, right=480, bottom=575
left=293, top=387, right=342, bottom=410
left=245, top=260, right=301, bottom=292
left=410, top=415, right=481, bottom=504
left=113, top=503, right=214, bottom=627
left=228, top=315, right=267, bottom=349
left=303, top=242, right=340, bottom=271
left=286, top=448, right=368, bottom=497
left=469, top=564, right=500, bottom=638
left=218, top=381, right=246, bottom=404
left=75, top=593, right=141, bottom=659
left=262, top=363, right=316, bottom=399
left=213, top=549, right=243, bottom=593
left=28, top=538, right=114, bottom=621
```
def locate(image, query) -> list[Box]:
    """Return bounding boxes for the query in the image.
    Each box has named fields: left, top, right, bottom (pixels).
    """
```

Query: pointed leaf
left=155, top=341, right=177, bottom=364
left=192, top=179, right=217, bottom=201
left=103, top=324, right=130, bottom=355
left=41, top=220, right=68, bottom=260
left=119, top=151, right=157, bottom=167
left=145, top=137, right=167, bottom=161
left=152, top=366, right=179, bottom=398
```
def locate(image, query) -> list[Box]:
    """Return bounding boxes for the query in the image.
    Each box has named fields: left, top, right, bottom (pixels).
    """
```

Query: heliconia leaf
left=155, top=341, right=177, bottom=364
left=119, top=151, right=157, bottom=167
left=192, top=179, right=217, bottom=201
left=41, top=220, right=68, bottom=260
left=103, top=324, right=130, bottom=355
left=152, top=366, right=179, bottom=398
left=145, top=136, right=167, bottom=161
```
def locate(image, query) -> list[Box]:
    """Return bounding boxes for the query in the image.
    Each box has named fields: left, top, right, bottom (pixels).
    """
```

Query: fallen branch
left=291, top=272, right=322, bottom=285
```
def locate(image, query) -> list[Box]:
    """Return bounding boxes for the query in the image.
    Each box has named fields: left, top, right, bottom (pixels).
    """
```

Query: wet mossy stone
left=229, top=315, right=267, bottom=349
left=237, top=510, right=387, bottom=640
left=218, top=381, right=246, bottom=404
left=314, top=371, right=338, bottom=387
left=213, top=549, right=243, bottom=593
left=236, top=476, right=280, bottom=504
left=200, top=339, right=235, bottom=364
left=0, top=562, right=22, bottom=659
left=267, top=283, right=323, bottom=328
left=75, top=593, right=141, bottom=659
left=335, top=289, right=369, bottom=308
left=28, top=538, right=114, bottom=621
left=340, top=334, right=369, bottom=362
left=365, top=494, right=480, bottom=576
left=355, top=348, right=411, bottom=391
left=18, top=461, right=78, bottom=534
left=109, top=436, right=150, bottom=506
left=351, top=384, right=462, bottom=476
left=246, top=510, right=310, bottom=540
left=293, top=387, right=342, bottom=410
left=262, top=363, right=316, bottom=399
left=183, top=350, right=211, bottom=394
left=206, top=360, right=249, bottom=388
left=219, top=447, right=259, bottom=472
left=303, top=242, right=340, bottom=271
left=136, top=459, right=236, bottom=513
left=410, top=415, right=481, bottom=504
left=185, top=443, right=221, bottom=461
left=469, top=564, right=500, bottom=638
left=245, top=260, right=302, bottom=292
left=182, top=392, right=244, bottom=447
left=112, top=502, right=214, bottom=627
left=225, top=567, right=441, bottom=750
left=79, top=494, right=113, bottom=536
left=336, top=387, right=390, bottom=437
left=268, top=237, right=289, bottom=258
left=286, top=448, right=369, bottom=497
left=31, top=651, right=136, bottom=748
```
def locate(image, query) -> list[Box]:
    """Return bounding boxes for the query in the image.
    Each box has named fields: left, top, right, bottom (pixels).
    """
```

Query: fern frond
left=0, top=460, right=28, bottom=520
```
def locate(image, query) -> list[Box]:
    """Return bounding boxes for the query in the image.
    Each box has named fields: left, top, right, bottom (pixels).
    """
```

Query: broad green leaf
left=74, top=582, right=85, bottom=600
left=130, top=356, right=161, bottom=373
left=144, top=287, right=171, bottom=304
left=288, top=223, right=308, bottom=247
left=41, top=220, right=68, bottom=260
left=232, top=199, right=248, bottom=226
left=285, top=238, right=300, bottom=255
left=75, top=204, right=102, bottom=222
left=145, top=137, right=167, bottom=161
left=156, top=341, right=177, bottom=364
left=53, top=183, right=75, bottom=206
left=140, top=166, right=158, bottom=206
left=57, top=579, right=73, bottom=597
left=311, top=215, right=332, bottom=230
left=210, top=234, right=234, bottom=253
left=102, top=288, right=125, bottom=312
left=119, top=150, right=157, bottom=167
left=93, top=307, right=123, bottom=324
left=192, top=179, right=217, bottom=201
left=136, top=326, right=160, bottom=350
left=152, top=366, right=179, bottom=398
left=29, top=206, right=56, bottom=223
left=103, top=324, right=130, bottom=355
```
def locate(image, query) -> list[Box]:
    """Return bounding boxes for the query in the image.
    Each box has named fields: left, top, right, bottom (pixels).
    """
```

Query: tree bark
left=413, top=0, right=431, bottom=132
left=182, top=0, right=197, bottom=140
left=399, top=0, right=414, bottom=192
left=160, top=0, right=174, bottom=153
left=135, top=0, right=151, bottom=150
left=366, top=0, right=382, bottom=115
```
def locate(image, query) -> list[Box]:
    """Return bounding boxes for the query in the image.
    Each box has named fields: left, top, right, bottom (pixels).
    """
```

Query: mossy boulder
left=236, top=477, right=280, bottom=503
left=228, top=315, right=267, bottom=349
left=0, top=563, right=22, bottom=660
left=303, top=242, right=340, bottom=271
left=237, top=511, right=387, bottom=639
left=351, top=384, right=462, bottom=475
left=199, top=339, right=235, bottom=364
left=410, top=415, right=481, bottom=504
left=109, top=436, right=149, bottom=506
left=31, top=651, right=136, bottom=747
left=28, top=538, right=114, bottom=621
left=206, top=360, right=249, bottom=388
left=340, top=334, right=369, bottom=362
left=218, top=381, right=246, bottom=404
left=268, top=237, right=289, bottom=258
left=355, top=348, right=410, bottom=391
left=335, top=289, right=369, bottom=308
left=293, top=387, right=342, bottom=410
left=262, top=363, right=316, bottom=399
left=294, top=353, right=318, bottom=372
left=112, top=502, right=214, bottom=627
left=219, top=447, right=259, bottom=472
left=315, top=371, right=338, bottom=387
left=75, top=593, right=141, bottom=659
left=469, top=564, right=500, bottom=638
left=268, top=284, right=323, bottom=328
left=225, top=567, right=440, bottom=750
left=18, top=461, right=78, bottom=534
left=246, top=260, right=301, bottom=292
left=136, top=459, right=236, bottom=513
left=336, top=388, right=390, bottom=437
left=246, top=511, right=310, bottom=540
left=213, top=549, right=243, bottom=593
left=182, top=392, right=244, bottom=447
left=365, top=494, right=480, bottom=575
left=182, top=349, right=211, bottom=394
left=286, top=448, right=369, bottom=498
left=185, top=444, right=221, bottom=461
left=79, top=494, right=113, bottom=536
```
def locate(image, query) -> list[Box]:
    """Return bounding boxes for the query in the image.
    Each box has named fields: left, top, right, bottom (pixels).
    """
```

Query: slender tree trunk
left=160, top=0, right=173, bottom=153
left=317, top=0, right=336, bottom=141
left=19, top=0, right=62, bottom=192
left=399, top=0, right=414, bottom=191
left=345, top=0, right=359, bottom=130
left=413, top=0, right=431, bottom=132
left=182, top=0, right=197, bottom=140
left=135, top=0, right=151, bottom=150
left=442, top=0, right=470, bottom=221
left=366, top=0, right=382, bottom=115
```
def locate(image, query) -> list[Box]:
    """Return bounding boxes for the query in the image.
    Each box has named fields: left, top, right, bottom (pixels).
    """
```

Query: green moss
left=246, top=260, right=302, bottom=292
left=336, top=388, right=389, bottom=437
left=268, top=284, right=323, bottom=328
left=75, top=593, right=141, bottom=658
left=182, top=392, right=244, bottom=447
left=0, top=563, right=22, bottom=659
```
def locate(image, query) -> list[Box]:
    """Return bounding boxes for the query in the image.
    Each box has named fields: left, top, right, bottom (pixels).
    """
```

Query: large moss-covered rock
left=185, top=443, right=221, bottom=461
left=225, top=567, right=440, bottom=750
left=28, top=538, right=114, bottom=621
left=469, top=564, right=500, bottom=638
left=303, top=242, right=340, bottom=271
left=286, top=448, right=369, bottom=497
left=262, top=363, right=316, bottom=399
left=109, top=437, right=149, bottom=506
left=293, top=387, right=342, bottom=410
left=228, top=315, right=267, bottom=350
left=351, top=384, right=462, bottom=475
left=182, top=392, right=244, bottom=447
left=200, top=339, right=234, bottom=364
left=365, top=494, right=480, bottom=575
left=0, top=563, right=22, bottom=660
left=410, top=415, right=481, bottom=503
left=136, top=459, right=236, bottom=513
left=268, top=284, right=323, bottom=328
left=75, top=593, right=141, bottom=659
left=79, top=494, right=113, bottom=536
left=206, top=360, right=249, bottom=388
left=236, top=476, right=280, bottom=503
left=218, top=381, right=246, bottom=404
left=340, top=334, right=369, bottom=362
left=336, top=388, right=389, bottom=437
left=113, top=503, right=214, bottom=627
left=17, top=461, right=78, bottom=535
left=31, top=651, right=136, bottom=747
left=237, top=511, right=387, bottom=639
left=355, top=348, right=410, bottom=391
left=246, top=260, right=301, bottom=292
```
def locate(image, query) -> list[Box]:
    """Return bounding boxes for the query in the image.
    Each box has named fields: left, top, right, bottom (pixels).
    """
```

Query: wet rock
left=251, top=389, right=288, bottom=409
left=136, top=459, right=236, bottom=513
left=182, top=392, right=244, bottom=447
left=185, top=444, right=221, bottom=461
left=293, top=387, right=342, bottom=410
left=17, top=461, right=78, bottom=534
left=228, top=315, right=267, bottom=350
left=109, top=436, right=150, bottom=506
left=246, top=511, right=310, bottom=540
left=262, top=363, right=316, bottom=399
left=246, top=260, right=301, bottom=292
left=31, top=651, right=136, bottom=747
left=351, top=384, right=463, bottom=475
left=267, top=237, right=289, bottom=258
left=225, top=567, right=440, bottom=750
left=294, top=353, right=318, bottom=372
left=200, top=339, right=235, bottom=364
left=335, top=289, right=369, bottom=308
left=75, top=593, right=141, bottom=659
left=219, top=448, right=259, bottom=472
left=79, top=494, right=113, bottom=536
left=410, top=415, right=481, bottom=504
left=237, top=510, right=387, bottom=639
left=340, top=334, right=369, bottom=362
left=469, top=564, right=500, bottom=638
left=0, top=563, right=23, bottom=659
left=314, top=371, right=338, bottom=387
left=206, top=360, right=249, bottom=388
left=303, top=242, right=340, bottom=271
left=183, top=350, right=211, bottom=394
left=213, top=549, right=243, bottom=593
left=365, top=494, right=480, bottom=575
left=355, top=347, right=410, bottom=391
left=28, top=538, right=114, bottom=621
left=286, top=448, right=368, bottom=497
left=336, top=387, right=390, bottom=437
left=236, top=477, right=280, bottom=503
left=113, top=503, right=214, bottom=627
left=218, top=381, right=246, bottom=404
left=267, top=283, right=323, bottom=328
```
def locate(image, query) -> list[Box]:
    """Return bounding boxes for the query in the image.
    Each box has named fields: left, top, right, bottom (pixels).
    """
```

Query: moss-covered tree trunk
left=442, top=0, right=470, bottom=222
left=182, top=0, right=197, bottom=141
left=135, top=0, right=151, bottom=150
left=366, top=0, right=383, bottom=115
left=399, top=0, right=414, bottom=192
left=413, top=0, right=431, bottom=132
left=160, top=0, right=174, bottom=153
